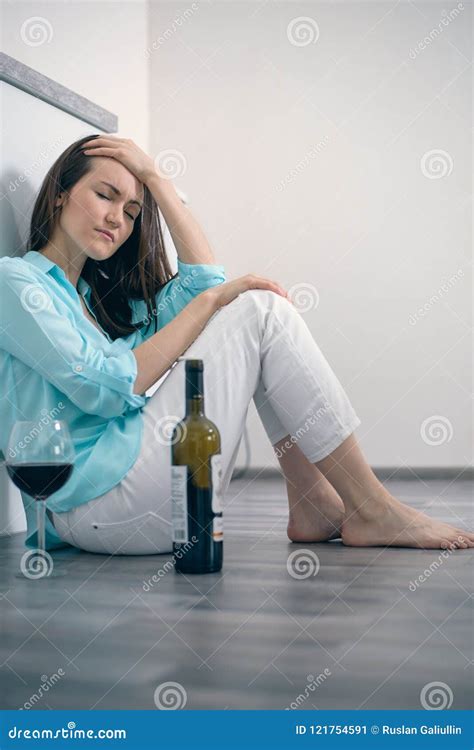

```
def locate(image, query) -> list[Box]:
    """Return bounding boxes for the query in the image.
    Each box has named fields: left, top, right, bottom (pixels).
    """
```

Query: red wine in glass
left=7, top=463, right=73, bottom=499
left=5, top=420, right=75, bottom=579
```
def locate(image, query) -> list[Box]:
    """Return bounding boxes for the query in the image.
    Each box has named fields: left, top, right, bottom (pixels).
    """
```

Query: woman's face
left=56, top=157, right=144, bottom=260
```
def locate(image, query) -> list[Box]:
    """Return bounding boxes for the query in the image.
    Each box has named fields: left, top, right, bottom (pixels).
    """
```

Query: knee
left=235, top=288, right=290, bottom=311
left=210, top=288, right=294, bottom=329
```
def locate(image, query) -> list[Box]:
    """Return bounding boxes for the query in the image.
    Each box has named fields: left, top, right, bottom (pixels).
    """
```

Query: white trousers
left=52, top=290, right=361, bottom=555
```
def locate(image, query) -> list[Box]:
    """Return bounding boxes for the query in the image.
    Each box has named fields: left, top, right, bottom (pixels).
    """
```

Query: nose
left=105, top=210, right=122, bottom=229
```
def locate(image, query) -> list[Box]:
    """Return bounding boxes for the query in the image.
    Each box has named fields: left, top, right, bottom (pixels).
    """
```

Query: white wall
left=148, top=0, right=472, bottom=469
left=1, top=0, right=150, bottom=148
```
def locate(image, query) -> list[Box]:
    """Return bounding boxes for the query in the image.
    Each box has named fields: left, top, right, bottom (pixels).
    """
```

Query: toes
left=444, top=529, right=474, bottom=549
left=454, top=528, right=474, bottom=542
left=454, top=534, right=472, bottom=548
left=441, top=537, right=468, bottom=550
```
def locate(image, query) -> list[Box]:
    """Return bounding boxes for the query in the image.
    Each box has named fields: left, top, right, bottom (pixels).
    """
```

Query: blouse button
left=74, top=364, right=83, bottom=372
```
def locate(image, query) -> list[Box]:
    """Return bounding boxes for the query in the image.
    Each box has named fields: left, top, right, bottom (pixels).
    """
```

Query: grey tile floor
left=0, top=475, right=472, bottom=710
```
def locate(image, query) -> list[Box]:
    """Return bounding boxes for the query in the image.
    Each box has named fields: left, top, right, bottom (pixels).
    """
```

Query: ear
left=55, top=192, right=65, bottom=208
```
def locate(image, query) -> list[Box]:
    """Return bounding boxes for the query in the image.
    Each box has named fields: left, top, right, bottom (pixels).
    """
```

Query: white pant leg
left=53, top=290, right=360, bottom=555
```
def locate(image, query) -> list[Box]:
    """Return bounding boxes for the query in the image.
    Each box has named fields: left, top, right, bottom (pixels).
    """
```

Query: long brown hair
left=26, top=133, right=177, bottom=340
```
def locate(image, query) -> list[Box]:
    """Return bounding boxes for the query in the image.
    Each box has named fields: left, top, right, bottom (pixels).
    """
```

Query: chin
left=84, top=251, right=109, bottom=266
left=91, top=241, right=115, bottom=257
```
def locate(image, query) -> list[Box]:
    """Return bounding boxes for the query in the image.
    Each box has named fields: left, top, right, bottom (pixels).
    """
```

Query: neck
left=39, top=242, right=87, bottom=289
left=187, top=396, right=205, bottom=417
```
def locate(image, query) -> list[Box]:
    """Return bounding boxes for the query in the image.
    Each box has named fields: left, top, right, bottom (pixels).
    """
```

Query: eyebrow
left=99, top=181, right=143, bottom=210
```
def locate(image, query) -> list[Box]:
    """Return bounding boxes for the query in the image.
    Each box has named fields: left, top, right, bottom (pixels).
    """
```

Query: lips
left=96, top=229, right=114, bottom=241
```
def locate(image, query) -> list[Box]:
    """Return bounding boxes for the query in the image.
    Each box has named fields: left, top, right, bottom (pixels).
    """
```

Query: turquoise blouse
left=0, top=250, right=226, bottom=550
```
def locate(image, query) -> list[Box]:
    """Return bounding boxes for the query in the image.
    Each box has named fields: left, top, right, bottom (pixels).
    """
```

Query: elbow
left=68, top=390, right=141, bottom=420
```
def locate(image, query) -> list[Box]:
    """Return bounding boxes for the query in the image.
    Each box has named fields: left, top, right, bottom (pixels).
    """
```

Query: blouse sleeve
left=131, top=258, right=226, bottom=336
left=0, top=262, right=146, bottom=419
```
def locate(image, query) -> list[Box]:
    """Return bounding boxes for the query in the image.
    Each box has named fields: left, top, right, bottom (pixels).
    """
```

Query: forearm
left=132, top=290, right=218, bottom=396
left=146, top=172, right=216, bottom=265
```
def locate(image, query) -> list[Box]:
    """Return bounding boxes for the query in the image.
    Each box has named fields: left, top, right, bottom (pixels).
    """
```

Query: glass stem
left=37, top=499, right=46, bottom=553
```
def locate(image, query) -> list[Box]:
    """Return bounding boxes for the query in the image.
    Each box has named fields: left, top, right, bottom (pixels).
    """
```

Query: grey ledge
left=0, top=52, right=117, bottom=132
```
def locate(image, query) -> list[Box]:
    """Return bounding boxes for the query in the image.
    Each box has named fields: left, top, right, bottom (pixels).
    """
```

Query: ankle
left=342, top=482, right=392, bottom=518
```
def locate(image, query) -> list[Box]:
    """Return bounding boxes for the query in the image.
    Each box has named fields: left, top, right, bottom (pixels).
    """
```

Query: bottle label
left=171, top=465, right=189, bottom=543
left=213, top=515, right=223, bottom=542
left=210, top=453, right=223, bottom=513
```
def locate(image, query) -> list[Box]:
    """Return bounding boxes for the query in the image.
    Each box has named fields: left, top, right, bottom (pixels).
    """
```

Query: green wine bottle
left=171, top=359, right=223, bottom=574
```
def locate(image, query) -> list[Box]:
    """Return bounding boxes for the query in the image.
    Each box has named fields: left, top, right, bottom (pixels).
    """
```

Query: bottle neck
left=186, top=396, right=205, bottom=417
left=185, top=368, right=205, bottom=417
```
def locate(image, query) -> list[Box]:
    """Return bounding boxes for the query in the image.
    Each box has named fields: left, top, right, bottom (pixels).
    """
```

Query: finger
left=268, top=282, right=291, bottom=300
left=82, top=136, right=123, bottom=149
left=260, top=279, right=284, bottom=293
left=82, top=147, right=116, bottom=155
left=268, top=280, right=291, bottom=299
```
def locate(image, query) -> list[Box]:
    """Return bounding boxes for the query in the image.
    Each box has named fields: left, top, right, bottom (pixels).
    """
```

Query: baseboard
left=232, top=466, right=474, bottom=481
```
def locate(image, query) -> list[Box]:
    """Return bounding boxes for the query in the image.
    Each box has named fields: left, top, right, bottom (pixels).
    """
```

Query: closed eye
left=96, top=192, right=136, bottom=221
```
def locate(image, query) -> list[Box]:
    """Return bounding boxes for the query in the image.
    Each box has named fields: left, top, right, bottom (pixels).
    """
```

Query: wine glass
left=5, top=420, right=75, bottom=579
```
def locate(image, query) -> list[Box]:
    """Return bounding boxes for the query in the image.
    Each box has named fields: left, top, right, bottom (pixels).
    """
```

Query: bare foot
left=341, top=489, right=474, bottom=550
left=286, top=479, right=345, bottom=543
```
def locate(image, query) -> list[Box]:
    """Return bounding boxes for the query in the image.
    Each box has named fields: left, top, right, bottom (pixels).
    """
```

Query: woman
left=1, top=134, right=472, bottom=555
